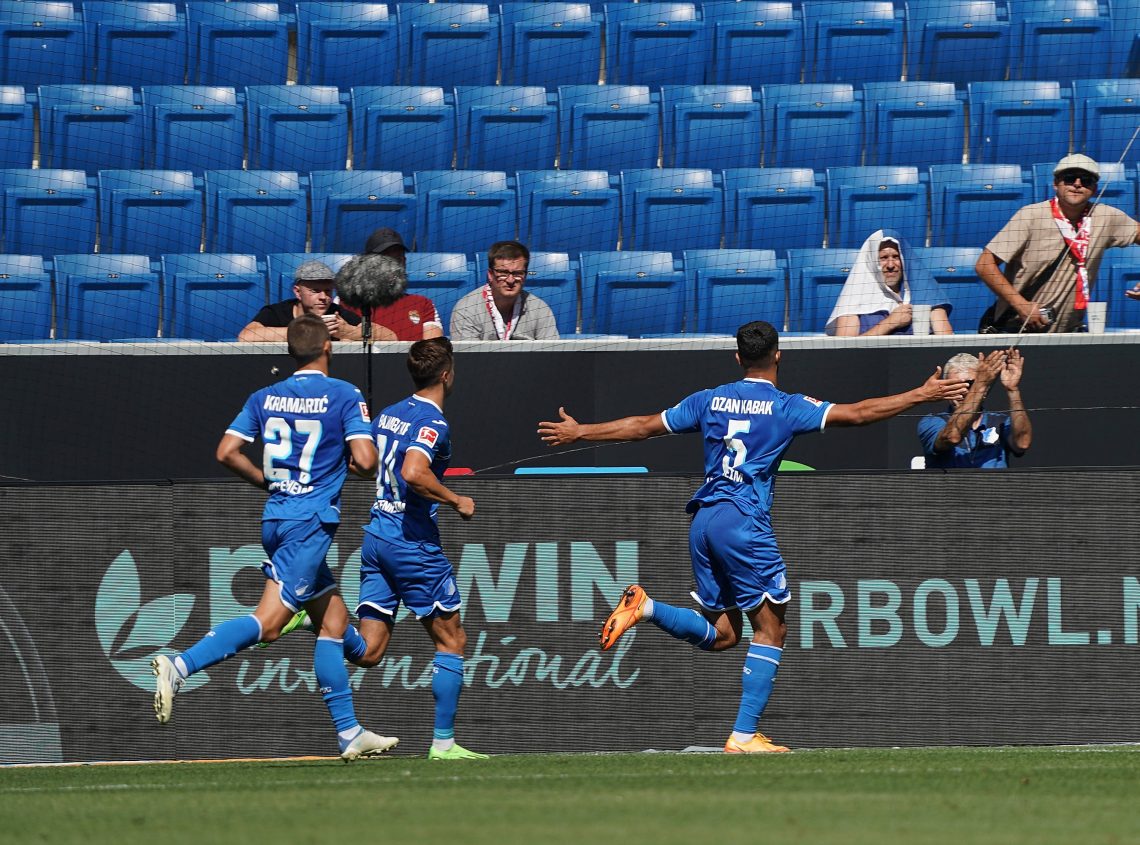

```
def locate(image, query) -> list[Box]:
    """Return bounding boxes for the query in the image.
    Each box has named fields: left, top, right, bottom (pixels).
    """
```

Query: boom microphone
left=335, top=253, right=408, bottom=310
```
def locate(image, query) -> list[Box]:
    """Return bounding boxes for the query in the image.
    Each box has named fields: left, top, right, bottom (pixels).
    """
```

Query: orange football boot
left=598, top=584, right=648, bottom=650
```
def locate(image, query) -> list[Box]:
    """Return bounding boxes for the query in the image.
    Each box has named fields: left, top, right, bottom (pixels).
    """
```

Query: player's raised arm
left=401, top=448, right=475, bottom=519
left=539, top=406, right=668, bottom=446
left=827, top=368, right=970, bottom=428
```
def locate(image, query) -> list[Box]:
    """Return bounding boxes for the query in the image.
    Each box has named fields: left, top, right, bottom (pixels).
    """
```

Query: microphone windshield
left=336, top=254, right=408, bottom=309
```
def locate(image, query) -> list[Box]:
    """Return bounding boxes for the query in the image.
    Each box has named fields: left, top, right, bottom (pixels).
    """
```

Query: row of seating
left=2, top=163, right=1134, bottom=260
left=3, top=0, right=1138, bottom=90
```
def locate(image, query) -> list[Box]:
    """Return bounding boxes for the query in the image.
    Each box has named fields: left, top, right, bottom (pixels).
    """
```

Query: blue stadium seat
left=825, top=166, right=926, bottom=248
left=54, top=253, right=160, bottom=341
left=161, top=252, right=266, bottom=340
left=141, top=86, right=244, bottom=173
left=0, top=254, right=51, bottom=341
left=397, top=3, right=497, bottom=87
left=515, top=169, right=620, bottom=252
left=683, top=248, right=785, bottom=333
left=405, top=251, right=475, bottom=330
left=0, top=169, right=96, bottom=256
left=862, top=81, right=965, bottom=166
left=187, top=2, right=289, bottom=86
left=557, top=85, right=660, bottom=170
left=1112, top=0, right=1140, bottom=76
left=1072, top=79, right=1140, bottom=167
left=454, top=86, right=557, bottom=171
left=413, top=170, right=516, bottom=254
left=296, top=2, right=398, bottom=88
left=245, top=85, right=349, bottom=172
left=702, top=1, right=804, bottom=86
left=722, top=167, right=825, bottom=250
left=475, top=249, right=579, bottom=335
left=928, top=164, right=1033, bottom=248
left=97, top=170, right=203, bottom=257
left=204, top=170, right=307, bottom=255
left=351, top=86, right=457, bottom=173
left=967, top=81, right=1071, bottom=165
left=786, top=247, right=861, bottom=332
left=1099, top=251, right=1140, bottom=328
left=913, top=246, right=990, bottom=332
left=619, top=168, right=724, bottom=252
left=38, top=84, right=144, bottom=171
left=660, top=85, right=762, bottom=169
left=578, top=250, right=686, bottom=336
left=1008, top=0, right=1112, bottom=83
left=761, top=83, right=862, bottom=168
left=1030, top=160, right=1135, bottom=215
left=309, top=170, right=415, bottom=254
left=802, top=0, right=904, bottom=84
left=266, top=252, right=355, bottom=301
left=0, top=1, right=85, bottom=87
left=904, top=0, right=1011, bottom=84
left=0, top=86, right=33, bottom=168
left=499, top=2, right=602, bottom=87
left=603, top=3, right=705, bottom=86
left=82, top=2, right=187, bottom=86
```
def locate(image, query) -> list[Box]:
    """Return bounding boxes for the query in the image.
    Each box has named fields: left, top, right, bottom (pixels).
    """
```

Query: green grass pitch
left=3, top=747, right=1138, bottom=845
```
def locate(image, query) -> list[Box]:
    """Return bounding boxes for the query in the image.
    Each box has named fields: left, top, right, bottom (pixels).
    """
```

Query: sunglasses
left=1057, top=170, right=1098, bottom=186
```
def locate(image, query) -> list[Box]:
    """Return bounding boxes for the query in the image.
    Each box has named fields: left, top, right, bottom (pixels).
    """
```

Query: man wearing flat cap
left=976, top=153, right=1140, bottom=333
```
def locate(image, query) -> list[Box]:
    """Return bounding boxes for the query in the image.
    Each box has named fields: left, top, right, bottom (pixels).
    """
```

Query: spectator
left=450, top=241, right=560, bottom=340
left=345, top=228, right=443, bottom=341
left=917, top=349, right=1032, bottom=469
left=826, top=229, right=953, bottom=336
left=976, top=153, right=1140, bottom=333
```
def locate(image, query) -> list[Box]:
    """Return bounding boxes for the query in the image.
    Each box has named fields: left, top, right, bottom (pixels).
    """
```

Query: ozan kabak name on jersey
left=710, top=397, right=774, bottom=415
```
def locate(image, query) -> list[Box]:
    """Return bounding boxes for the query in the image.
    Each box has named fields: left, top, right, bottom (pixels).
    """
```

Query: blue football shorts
left=688, top=500, right=791, bottom=612
left=356, top=527, right=462, bottom=620
left=260, top=515, right=338, bottom=612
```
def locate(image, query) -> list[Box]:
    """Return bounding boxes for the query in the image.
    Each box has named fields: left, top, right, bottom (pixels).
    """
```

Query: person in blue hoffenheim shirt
left=539, top=320, right=969, bottom=754
left=150, top=314, right=398, bottom=762
left=339, top=337, right=487, bottom=761
left=918, top=349, right=1032, bottom=469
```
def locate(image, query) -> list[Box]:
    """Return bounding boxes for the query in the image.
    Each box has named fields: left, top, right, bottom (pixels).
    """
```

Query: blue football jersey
left=367, top=394, right=452, bottom=542
left=226, top=369, right=373, bottom=523
left=662, top=377, right=832, bottom=515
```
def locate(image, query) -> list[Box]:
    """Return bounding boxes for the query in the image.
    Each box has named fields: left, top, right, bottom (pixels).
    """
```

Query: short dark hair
left=487, top=240, right=530, bottom=268
left=288, top=314, right=330, bottom=366
left=736, top=320, right=779, bottom=368
left=408, top=336, right=454, bottom=389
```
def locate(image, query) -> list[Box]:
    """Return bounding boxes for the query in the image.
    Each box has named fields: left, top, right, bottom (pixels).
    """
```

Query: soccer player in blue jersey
left=151, top=314, right=399, bottom=761
left=340, top=337, right=487, bottom=760
left=538, top=320, right=969, bottom=753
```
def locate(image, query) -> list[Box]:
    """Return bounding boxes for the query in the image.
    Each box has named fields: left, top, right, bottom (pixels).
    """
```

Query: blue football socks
left=178, top=615, right=262, bottom=676
left=314, top=636, right=361, bottom=742
left=732, top=644, right=782, bottom=735
left=431, top=652, right=465, bottom=743
left=342, top=623, right=368, bottom=663
left=644, top=599, right=718, bottom=650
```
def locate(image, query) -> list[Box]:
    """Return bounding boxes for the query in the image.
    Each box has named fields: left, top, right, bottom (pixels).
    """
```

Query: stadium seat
left=1008, top=0, right=1112, bottom=83
left=413, top=170, right=516, bottom=255
left=405, top=251, right=475, bottom=330
left=913, top=246, right=991, bottom=332
left=454, top=86, right=557, bottom=171
left=1099, top=252, right=1140, bottom=329
left=722, top=167, right=825, bottom=250
left=904, top=0, right=1011, bottom=84
left=825, top=166, right=927, bottom=248
left=702, top=1, right=804, bottom=86
left=140, top=85, right=244, bottom=173
left=603, top=3, right=706, bottom=87
left=786, top=247, right=860, bottom=331
left=0, top=86, right=33, bottom=168
left=397, top=3, right=497, bottom=88
left=186, top=2, right=289, bottom=86
left=160, top=252, right=266, bottom=340
left=0, top=254, right=51, bottom=341
left=296, top=2, right=399, bottom=88
left=967, top=81, right=1071, bottom=165
left=0, top=169, right=96, bottom=256
left=1029, top=160, right=1135, bottom=215
left=1113, top=0, right=1140, bottom=76
left=683, top=248, right=786, bottom=333
left=245, top=85, right=349, bottom=172
left=499, top=2, right=602, bottom=87
left=761, top=83, right=862, bottom=169
left=1072, top=79, right=1140, bottom=167
left=351, top=86, right=457, bottom=173
left=204, top=170, right=307, bottom=255
left=265, top=252, right=355, bottom=301
left=515, top=169, right=620, bottom=253
left=578, top=250, right=686, bottom=336
left=557, top=85, right=660, bottom=171
left=54, top=253, right=160, bottom=341
left=862, top=81, right=965, bottom=167
left=0, top=1, right=85, bottom=87
left=928, top=164, right=1033, bottom=248
left=619, top=168, right=724, bottom=252
left=82, top=2, right=187, bottom=87
left=97, top=170, right=203, bottom=257
left=802, top=0, right=904, bottom=83
left=660, top=85, right=762, bottom=169
left=475, top=250, right=579, bottom=335
left=309, top=170, right=415, bottom=254
left=37, top=84, right=144, bottom=171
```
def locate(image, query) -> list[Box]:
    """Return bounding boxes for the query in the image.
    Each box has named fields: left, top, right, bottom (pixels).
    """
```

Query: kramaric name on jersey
left=262, top=395, right=330, bottom=414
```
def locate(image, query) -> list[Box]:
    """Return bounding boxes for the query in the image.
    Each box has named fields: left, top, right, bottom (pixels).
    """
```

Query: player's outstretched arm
left=827, top=369, right=970, bottom=428
left=401, top=449, right=475, bottom=520
left=538, top=407, right=668, bottom=446
left=216, top=433, right=267, bottom=488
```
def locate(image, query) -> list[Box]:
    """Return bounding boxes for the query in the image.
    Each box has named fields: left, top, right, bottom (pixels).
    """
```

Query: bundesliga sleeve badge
left=416, top=426, right=440, bottom=448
